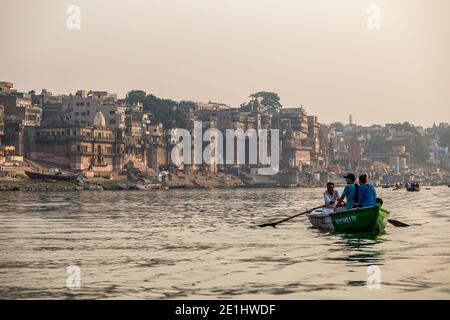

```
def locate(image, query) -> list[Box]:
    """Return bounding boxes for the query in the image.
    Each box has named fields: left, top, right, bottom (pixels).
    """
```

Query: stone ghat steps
left=0, top=159, right=42, bottom=178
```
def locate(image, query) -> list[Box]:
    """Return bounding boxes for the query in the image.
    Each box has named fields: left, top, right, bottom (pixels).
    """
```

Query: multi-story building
left=278, top=107, right=309, bottom=136
left=65, top=91, right=125, bottom=130
left=0, top=83, right=42, bottom=156
left=28, top=111, right=124, bottom=174
left=307, top=115, right=321, bottom=164
left=193, top=102, right=275, bottom=173
left=280, top=122, right=312, bottom=169
left=389, top=145, right=409, bottom=173
left=0, top=94, right=42, bottom=126
left=0, top=82, right=13, bottom=95
left=145, top=123, right=168, bottom=170
left=179, top=101, right=231, bottom=112
left=122, top=102, right=150, bottom=169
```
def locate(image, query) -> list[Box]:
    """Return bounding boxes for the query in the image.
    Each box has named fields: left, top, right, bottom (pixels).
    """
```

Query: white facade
left=67, top=95, right=125, bottom=130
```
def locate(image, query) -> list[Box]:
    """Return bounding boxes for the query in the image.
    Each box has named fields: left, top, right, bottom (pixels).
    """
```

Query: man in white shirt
left=323, top=182, right=340, bottom=213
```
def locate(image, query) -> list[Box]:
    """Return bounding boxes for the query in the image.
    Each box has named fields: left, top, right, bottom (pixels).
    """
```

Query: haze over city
left=1, top=0, right=450, bottom=305
left=1, top=0, right=449, bottom=126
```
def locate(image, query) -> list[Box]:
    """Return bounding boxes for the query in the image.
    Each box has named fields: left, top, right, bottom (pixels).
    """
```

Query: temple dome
left=93, top=111, right=106, bottom=127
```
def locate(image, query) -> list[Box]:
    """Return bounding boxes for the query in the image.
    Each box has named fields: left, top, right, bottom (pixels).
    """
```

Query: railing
left=34, top=134, right=115, bottom=143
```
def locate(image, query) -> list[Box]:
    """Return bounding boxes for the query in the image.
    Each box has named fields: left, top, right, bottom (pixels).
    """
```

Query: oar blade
left=258, top=222, right=277, bottom=228
left=388, top=219, right=410, bottom=227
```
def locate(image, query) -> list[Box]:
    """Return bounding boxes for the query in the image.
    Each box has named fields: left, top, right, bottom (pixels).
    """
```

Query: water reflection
left=0, top=187, right=449, bottom=299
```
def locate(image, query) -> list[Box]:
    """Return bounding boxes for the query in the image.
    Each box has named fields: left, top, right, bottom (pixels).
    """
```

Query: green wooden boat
left=307, top=204, right=389, bottom=234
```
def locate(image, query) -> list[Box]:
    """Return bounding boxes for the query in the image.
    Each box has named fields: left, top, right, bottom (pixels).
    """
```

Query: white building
left=66, top=91, right=125, bottom=130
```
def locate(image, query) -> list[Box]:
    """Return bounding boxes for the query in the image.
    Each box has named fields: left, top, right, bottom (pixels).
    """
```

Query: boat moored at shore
left=25, top=170, right=82, bottom=183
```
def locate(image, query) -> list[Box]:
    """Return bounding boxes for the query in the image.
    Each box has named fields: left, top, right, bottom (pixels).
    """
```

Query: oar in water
left=387, top=219, right=409, bottom=227
left=258, top=205, right=325, bottom=228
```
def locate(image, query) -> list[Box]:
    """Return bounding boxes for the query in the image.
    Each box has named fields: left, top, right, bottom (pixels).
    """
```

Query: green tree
left=410, top=135, right=429, bottom=164
left=330, top=122, right=345, bottom=132
left=389, top=122, right=422, bottom=135
left=126, top=90, right=146, bottom=105
left=365, top=134, right=390, bottom=154
left=143, top=94, right=186, bottom=129
left=438, top=128, right=450, bottom=148
left=126, top=91, right=187, bottom=129
left=241, top=91, right=282, bottom=113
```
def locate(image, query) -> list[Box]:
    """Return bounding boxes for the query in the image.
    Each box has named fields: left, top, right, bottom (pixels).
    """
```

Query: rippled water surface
left=0, top=187, right=449, bottom=299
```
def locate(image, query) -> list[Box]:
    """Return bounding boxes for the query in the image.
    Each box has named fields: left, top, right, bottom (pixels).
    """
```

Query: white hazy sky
left=1, top=0, right=449, bottom=126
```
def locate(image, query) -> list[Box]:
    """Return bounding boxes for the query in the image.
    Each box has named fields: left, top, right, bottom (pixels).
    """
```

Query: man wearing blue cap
left=335, top=173, right=359, bottom=210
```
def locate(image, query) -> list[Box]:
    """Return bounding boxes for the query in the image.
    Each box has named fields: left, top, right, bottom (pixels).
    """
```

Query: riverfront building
left=28, top=111, right=124, bottom=175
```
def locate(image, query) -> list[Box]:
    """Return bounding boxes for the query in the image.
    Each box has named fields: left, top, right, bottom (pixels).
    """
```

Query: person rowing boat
left=335, top=173, right=359, bottom=211
left=323, top=182, right=339, bottom=207
left=323, top=182, right=344, bottom=213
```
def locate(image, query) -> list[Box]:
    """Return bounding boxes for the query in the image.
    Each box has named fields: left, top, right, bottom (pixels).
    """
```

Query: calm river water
left=0, top=187, right=449, bottom=299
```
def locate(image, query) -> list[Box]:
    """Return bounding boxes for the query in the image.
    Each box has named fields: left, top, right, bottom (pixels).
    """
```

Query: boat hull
left=307, top=205, right=389, bottom=234
left=25, top=171, right=80, bottom=183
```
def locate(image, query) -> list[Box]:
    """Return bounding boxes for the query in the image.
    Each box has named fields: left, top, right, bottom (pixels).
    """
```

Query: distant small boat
left=406, top=186, right=420, bottom=192
left=0, top=186, right=19, bottom=192
left=83, top=184, right=104, bottom=191
left=25, top=171, right=81, bottom=183
left=126, top=184, right=146, bottom=190
left=169, top=184, right=187, bottom=189
left=102, top=184, right=122, bottom=191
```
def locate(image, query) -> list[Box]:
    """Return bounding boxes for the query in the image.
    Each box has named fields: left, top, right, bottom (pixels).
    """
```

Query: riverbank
left=0, top=174, right=332, bottom=192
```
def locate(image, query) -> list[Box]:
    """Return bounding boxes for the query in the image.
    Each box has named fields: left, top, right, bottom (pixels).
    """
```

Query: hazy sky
left=1, top=0, right=449, bottom=126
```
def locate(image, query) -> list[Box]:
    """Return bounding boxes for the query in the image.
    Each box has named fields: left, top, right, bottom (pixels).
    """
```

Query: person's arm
left=334, top=191, right=340, bottom=202
left=335, top=187, right=347, bottom=208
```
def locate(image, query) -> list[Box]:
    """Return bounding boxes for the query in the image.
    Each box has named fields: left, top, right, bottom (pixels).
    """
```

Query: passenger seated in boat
left=323, top=182, right=340, bottom=213
left=335, top=173, right=359, bottom=211
left=358, top=174, right=377, bottom=208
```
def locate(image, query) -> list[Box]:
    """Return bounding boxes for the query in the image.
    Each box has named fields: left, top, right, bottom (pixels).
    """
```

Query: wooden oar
left=387, top=219, right=409, bottom=227
left=258, top=205, right=325, bottom=228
